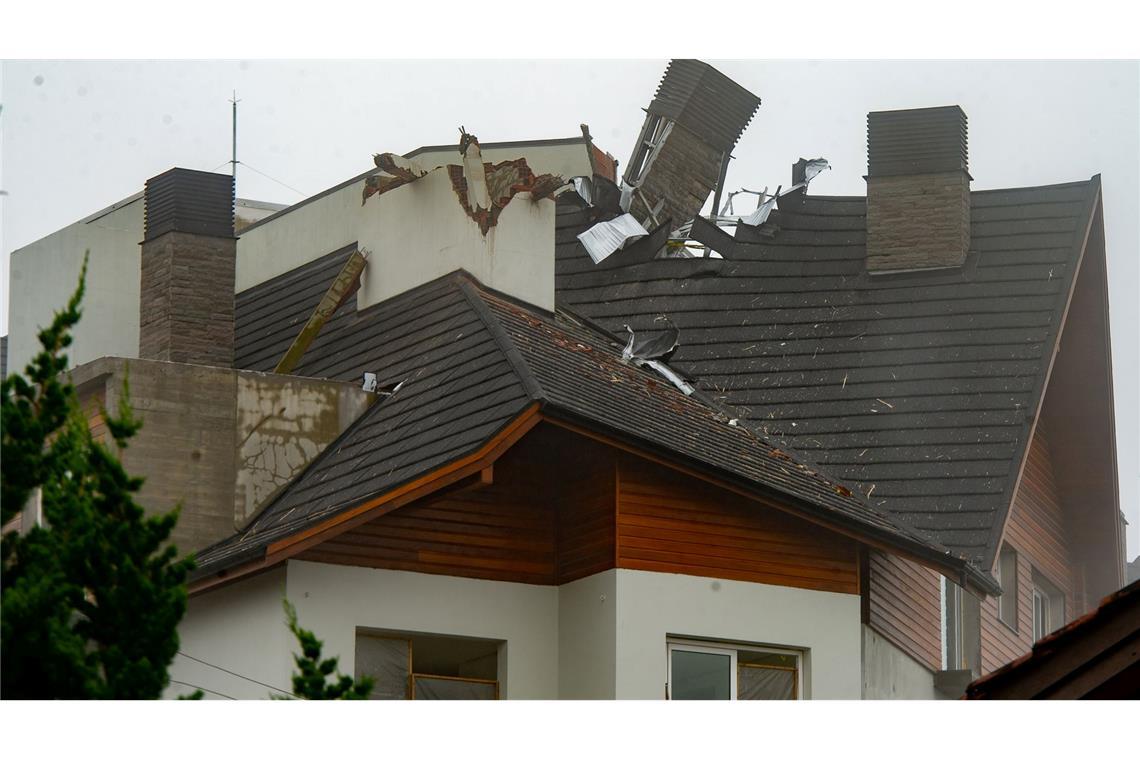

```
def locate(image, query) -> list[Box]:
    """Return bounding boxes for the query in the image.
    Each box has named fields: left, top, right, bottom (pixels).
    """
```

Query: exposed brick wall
left=139, top=231, right=235, bottom=367
left=630, top=121, right=722, bottom=230
left=866, top=171, right=970, bottom=272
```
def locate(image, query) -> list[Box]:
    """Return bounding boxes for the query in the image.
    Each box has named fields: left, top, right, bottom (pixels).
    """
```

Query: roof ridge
left=456, top=277, right=548, bottom=405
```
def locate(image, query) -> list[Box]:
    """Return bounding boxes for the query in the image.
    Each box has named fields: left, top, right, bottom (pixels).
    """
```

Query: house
left=5, top=60, right=1126, bottom=700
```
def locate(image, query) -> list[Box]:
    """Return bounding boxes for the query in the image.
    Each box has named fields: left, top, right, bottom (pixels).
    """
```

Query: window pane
left=738, top=665, right=795, bottom=700
left=413, top=675, right=497, bottom=700
left=671, top=650, right=732, bottom=700
left=355, top=636, right=409, bottom=700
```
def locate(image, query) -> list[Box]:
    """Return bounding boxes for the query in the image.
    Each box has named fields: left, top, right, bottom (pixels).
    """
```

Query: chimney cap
left=144, top=167, right=235, bottom=241
left=867, top=105, right=969, bottom=178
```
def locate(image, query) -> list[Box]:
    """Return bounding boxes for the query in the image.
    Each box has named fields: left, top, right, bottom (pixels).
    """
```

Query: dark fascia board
left=240, top=136, right=588, bottom=235
left=981, top=175, right=1103, bottom=575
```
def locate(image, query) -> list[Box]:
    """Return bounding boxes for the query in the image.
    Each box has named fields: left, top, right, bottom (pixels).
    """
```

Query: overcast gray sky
left=2, top=59, right=1137, bottom=560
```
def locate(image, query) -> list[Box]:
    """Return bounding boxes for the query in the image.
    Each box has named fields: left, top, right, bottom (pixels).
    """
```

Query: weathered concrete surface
left=69, top=357, right=373, bottom=556
left=861, top=624, right=942, bottom=699
left=234, top=373, right=373, bottom=528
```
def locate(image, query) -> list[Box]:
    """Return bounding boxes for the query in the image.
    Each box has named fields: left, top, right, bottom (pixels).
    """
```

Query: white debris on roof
left=578, top=213, right=649, bottom=264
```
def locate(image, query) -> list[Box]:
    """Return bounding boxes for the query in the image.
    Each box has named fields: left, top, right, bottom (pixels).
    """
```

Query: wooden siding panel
left=295, top=423, right=617, bottom=586
left=868, top=551, right=943, bottom=671
left=982, top=427, right=1079, bottom=674
left=556, top=457, right=615, bottom=583
left=616, top=456, right=859, bottom=594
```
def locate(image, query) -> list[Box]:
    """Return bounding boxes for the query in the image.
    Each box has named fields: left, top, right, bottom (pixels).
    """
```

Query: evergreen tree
left=283, top=600, right=374, bottom=700
left=1, top=257, right=195, bottom=698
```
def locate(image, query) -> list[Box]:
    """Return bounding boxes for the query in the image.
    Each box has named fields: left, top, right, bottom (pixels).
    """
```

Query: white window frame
left=666, top=638, right=804, bottom=700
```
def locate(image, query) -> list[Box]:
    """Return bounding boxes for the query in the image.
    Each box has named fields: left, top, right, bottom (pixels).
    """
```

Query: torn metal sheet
left=274, top=249, right=367, bottom=374
left=741, top=191, right=779, bottom=227
left=622, top=323, right=679, bottom=362
left=620, top=323, right=692, bottom=395
left=577, top=213, right=649, bottom=264
left=644, top=359, right=695, bottom=396
left=571, top=176, right=594, bottom=205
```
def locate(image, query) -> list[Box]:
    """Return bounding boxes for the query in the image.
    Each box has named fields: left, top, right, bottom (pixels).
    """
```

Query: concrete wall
left=861, top=624, right=941, bottom=699
left=167, top=567, right=292, bottom=700
left=558, top=570, right=616, bottom=699
left=234, top=372, right=373, bottom=527
left=613, top=569, right=863, bottom=699
left=68, top=357, right=372, bottom=555
left=7, top=196, right=143, bottom=373
left=284, top=560, right=560, bottom=699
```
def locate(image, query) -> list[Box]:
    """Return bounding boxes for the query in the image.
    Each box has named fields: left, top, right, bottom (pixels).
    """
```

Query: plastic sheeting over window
left=355, top=635, right=410, bottom=700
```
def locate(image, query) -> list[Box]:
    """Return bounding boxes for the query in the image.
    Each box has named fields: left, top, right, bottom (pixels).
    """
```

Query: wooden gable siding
left=615, top=456, right=860, bottom=595
left=867, top=552, right=943, bottom=672
left=295, top=423, right=615, bottom=585
left=982, top=426, right=1079, bottom=674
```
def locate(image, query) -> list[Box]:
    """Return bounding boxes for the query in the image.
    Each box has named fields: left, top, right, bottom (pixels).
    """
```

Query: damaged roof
left=196, top=261, right=985, bottom=587
left=556, top=176, right=1103, bottom=570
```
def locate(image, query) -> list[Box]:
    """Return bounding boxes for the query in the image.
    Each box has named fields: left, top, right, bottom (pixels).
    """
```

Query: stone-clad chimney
left=865, top=106, right=971, bottom=272
left=139, top=168, right=236, bottom=367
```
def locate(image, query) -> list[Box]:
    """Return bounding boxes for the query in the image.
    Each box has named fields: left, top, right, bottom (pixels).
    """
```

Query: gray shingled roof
left=196, top=262, right=984, bottom=585
left=556, top=177, right=1101, bottom=570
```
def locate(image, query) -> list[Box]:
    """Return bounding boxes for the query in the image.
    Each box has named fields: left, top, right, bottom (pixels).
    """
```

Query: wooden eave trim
left=539, top=411, right=982, bottom=591
left=188, top=403, right=541, bottom=596
left=988, top=179, right=1103, bottom=576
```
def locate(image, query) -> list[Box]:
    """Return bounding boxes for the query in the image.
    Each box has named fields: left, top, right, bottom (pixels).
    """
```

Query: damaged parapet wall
left=358, top=137, right=562, bottom=311
left=68, top=357, right=374, bottom=555
left=866, top=106, right=971, bottom=272
left=139, top=168, right=237, bottom=367
left=624, top=59, right=760, bottom=228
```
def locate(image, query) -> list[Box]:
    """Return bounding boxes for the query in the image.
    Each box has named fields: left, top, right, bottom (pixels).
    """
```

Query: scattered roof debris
left=577, top=213, right=649, bottom=264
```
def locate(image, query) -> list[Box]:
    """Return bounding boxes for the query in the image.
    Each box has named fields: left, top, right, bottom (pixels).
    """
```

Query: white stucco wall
left=174, top=563, right=864, bottom=700
left=7, top=197, right=143, bottom=374
left=167, top=567, right=292, bottom=700
left=284, top=560, right=560, bottom=699
left=558, top=570, right=617, bottom=699
left=613, top=570, right=863, bottom=699
left=355, top=169, right=554, bottom=311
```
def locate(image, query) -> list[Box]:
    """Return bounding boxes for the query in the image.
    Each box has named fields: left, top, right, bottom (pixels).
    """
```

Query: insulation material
left=355, top=636, right=410, bottom=700
left=577, top=213, right=649, bottom=264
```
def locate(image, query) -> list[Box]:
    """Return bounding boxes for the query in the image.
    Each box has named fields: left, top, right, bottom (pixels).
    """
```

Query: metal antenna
left=229, top=90, right=241, bottom=185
